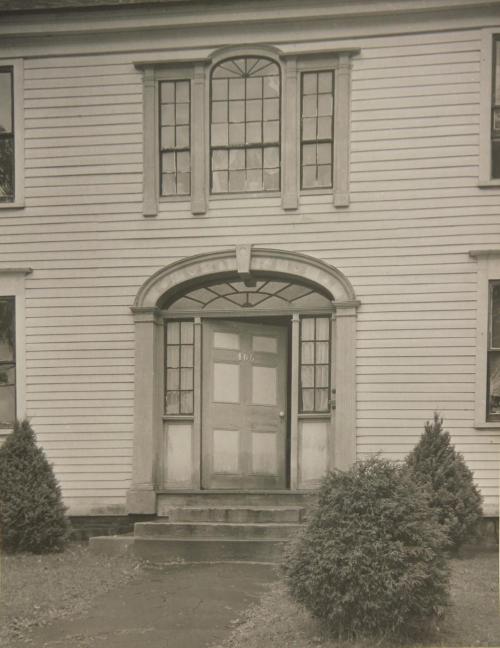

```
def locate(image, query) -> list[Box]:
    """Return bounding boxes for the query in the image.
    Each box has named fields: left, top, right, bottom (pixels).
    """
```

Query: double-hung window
left=0, top=68, right=14, bottom=202
left=0, top=60, right=24, bottom=208
left=137, top=46, right=357, bottom=216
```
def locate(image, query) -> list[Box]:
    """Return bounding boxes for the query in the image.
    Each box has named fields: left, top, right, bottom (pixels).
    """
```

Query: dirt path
left=14, top=562, right=278, bottom=648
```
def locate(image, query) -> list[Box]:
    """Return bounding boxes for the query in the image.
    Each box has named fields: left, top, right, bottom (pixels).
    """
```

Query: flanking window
left=487, top=282, right=500, bottom=420
left=300, top=71, right=334, bottom=189
left=210, top=57, right=281, bottom=193
left=299, top=316, right=330, bottom=413
left=159, top=80, right=191, bottom=196
left=0, top=297, right=15, bottom=428
left=165, top=320, right=195, bottom=415
left=0, top=68, right=15, bottom=202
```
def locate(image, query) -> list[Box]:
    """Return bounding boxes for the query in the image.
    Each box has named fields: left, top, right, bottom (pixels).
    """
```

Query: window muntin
left=299, top=316, right=330, bottom=413
left=159, top=80, right=191, bottom=196
left=0, top=297, right=15, bottom=427
left=487, top=282, right=500, bottom=420
left=0, top=68, right=14, bottom=203
left=165, top=320, right=195, bottom=415
left=210, top=57, right=281, bottom=194
left=300, top=70, right=334, bottom=189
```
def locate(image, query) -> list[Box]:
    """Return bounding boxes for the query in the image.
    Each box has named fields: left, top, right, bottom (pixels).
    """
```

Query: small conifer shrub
left=283, top=457, right=449, bottom=640
left=406, top=413, right=483, bottom=551
left=0, top=419, right=69, bottom=553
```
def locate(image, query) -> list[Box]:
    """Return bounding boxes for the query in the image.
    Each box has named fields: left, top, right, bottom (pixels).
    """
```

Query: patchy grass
left=218, top=551, right=500, bottom=648
left=0, top=542, right=141, bottom=645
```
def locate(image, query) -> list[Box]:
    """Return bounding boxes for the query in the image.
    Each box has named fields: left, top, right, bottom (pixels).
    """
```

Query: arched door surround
left=127, top=247, right=358, bottom=514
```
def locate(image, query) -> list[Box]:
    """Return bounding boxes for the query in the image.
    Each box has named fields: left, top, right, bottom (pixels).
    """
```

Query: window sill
left=478, top=179, right=500, bottom=188
left=0, top=201, right=25, bottom=210
left=474, top=421, right=500, bottom=430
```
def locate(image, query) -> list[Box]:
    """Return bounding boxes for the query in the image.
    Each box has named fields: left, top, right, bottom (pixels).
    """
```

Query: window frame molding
left=470, top=249, right=500, bottom=428
left=0, top=267, right=31, bottom=439
left=136, top=46, right=358, bottom=217
left=0, top=58, right=24, bottom=210
left=479, top=28, right=500, bottom=187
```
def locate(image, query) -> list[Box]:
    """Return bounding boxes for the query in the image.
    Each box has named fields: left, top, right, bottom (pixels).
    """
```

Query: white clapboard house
left=0, top=0, right=499, bottom=557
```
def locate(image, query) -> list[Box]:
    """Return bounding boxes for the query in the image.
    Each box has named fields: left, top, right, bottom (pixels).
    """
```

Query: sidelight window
left=165, top=320, right=195, bottom=414
left=299, top=316, right=330, bottom=413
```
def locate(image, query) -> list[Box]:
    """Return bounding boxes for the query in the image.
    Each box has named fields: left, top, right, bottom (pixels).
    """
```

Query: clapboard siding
left=0, top=23, right=495, bottom=514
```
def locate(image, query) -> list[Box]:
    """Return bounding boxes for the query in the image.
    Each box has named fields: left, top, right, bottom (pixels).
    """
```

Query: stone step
left=135, top=521, right=302, bottom=540
left=133, top=537, right=289, bottom=563
left=157, top=490, right=310, bottom=515
left=166, top=506, right=305, bottom=523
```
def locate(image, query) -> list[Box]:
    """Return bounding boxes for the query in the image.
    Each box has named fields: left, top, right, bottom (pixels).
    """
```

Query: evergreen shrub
left=406, top=412, right=483, bottom=551
left=0, top=419, right=69, bottom=553
left=283, top=457, right=449, bottom=640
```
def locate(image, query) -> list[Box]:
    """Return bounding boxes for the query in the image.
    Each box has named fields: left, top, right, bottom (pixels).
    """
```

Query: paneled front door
left=202, top=319, right=288, bottom=489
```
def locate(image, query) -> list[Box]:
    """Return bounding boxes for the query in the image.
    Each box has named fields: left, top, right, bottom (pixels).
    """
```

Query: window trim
left=136, top=46, right=357, bottom=217
left=470, top=249, right=500, bottom=428
left=0, top=268, right=30, bottom=440
left=479, top=29, right=500, bottom=186
left=0, top=58, right=24, bottom=210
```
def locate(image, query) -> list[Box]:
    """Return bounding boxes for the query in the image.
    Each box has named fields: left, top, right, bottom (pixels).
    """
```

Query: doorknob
left=279, top=411, right=285, bottom=418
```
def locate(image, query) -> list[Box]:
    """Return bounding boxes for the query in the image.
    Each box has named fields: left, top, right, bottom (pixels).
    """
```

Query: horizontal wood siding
left=0, top=25, right=497, bottom=514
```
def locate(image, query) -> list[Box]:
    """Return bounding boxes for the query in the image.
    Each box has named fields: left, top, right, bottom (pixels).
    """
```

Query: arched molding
left=133, top=247, right=358, bottom=311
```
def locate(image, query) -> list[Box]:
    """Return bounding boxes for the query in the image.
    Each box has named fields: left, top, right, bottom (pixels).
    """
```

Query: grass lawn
left=220, top=550, right=500, bottom=648
left=0, top=542, right=141, bottom=646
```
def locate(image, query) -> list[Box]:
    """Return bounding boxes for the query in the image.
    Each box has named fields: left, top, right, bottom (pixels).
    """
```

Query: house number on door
left=238, top=352, right=255, bottom=362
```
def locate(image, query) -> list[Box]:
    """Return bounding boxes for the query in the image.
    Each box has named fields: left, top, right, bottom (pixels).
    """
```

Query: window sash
left=487, top=281, right=500, bottom=420
left=0, top=296, right=16, bottom=428
left=299, top=315, right=331, bottom=413
left=0, top=68, right=14, bottom=203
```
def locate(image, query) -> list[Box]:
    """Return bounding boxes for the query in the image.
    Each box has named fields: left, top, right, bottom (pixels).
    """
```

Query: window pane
left=301, top=389, right=315, bottom=412
left=315, top=388, right=329, bottom=411
left=301, top=365, right=314, bottom=387
left=180, top=391, right=193, bottom=414
left=166, top=391, right=180, bottom=414
left=166, top=346, right=179, bottom=368
left=488, top=351, right=500, bottom=417
left=301, top=341, right=314, bottom=363
left=0, top=298, right=15, bottom=362
left=491, top=284, right=500, bottom=348
left=0, top=384, right=15, bottom=428
left=180, top=321, right=194, bottom=344
left=0, top=71, right=13, bottom=133
left=0, top=137, right=14, bottom=202
left=167, top=321, right=180, bottom=344
left=301, top=317, right=315, bottom=340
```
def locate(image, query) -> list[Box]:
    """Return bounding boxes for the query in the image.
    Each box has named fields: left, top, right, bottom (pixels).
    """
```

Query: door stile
left=192, top=316, right=202, bottom=488
left=290, top=313, right=300, bottom=490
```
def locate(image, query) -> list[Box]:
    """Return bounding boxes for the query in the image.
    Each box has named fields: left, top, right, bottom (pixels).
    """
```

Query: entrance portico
left=127, top=247, right=358, bottom=514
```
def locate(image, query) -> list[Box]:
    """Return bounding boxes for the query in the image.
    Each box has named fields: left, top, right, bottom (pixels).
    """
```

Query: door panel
left=202, top=319, right=288, bottom=489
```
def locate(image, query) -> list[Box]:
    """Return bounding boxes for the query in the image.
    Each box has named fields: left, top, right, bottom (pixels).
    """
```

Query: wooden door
left=202, top=319, right=288, bottom=489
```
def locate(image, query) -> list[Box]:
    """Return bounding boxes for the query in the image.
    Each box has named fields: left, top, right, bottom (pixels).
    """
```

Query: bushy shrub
left=406, top=412, right=483, bottom=551
left=0, top=419, right=69, bottom=553
left=283, top=457, right=449, bottom=640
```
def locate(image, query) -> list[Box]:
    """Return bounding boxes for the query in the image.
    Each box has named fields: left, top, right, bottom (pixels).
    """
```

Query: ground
left=0, top=544, right=498, bottom=648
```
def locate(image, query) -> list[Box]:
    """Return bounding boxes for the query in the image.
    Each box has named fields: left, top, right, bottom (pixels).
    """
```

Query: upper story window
left=491, top=38, right=500, bottom=179
left=301, top=71, right=334, bottom=189
left=137, top=46, right=357, bottom=216
left=210, top=57, right=280, bottom=193
left=0, top=68, right=14, bottom=202
left=160, top=79, right=191, bottom=196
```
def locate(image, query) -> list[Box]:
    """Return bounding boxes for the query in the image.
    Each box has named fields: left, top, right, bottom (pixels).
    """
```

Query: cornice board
left=1, top=10, right=500, bottom=60
left=1, top=0, right=500, bottom=37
